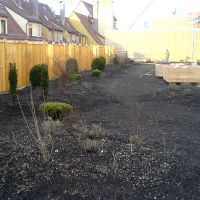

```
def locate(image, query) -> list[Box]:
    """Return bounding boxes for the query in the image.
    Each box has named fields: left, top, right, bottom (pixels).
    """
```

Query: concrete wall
left=97, top=0, right=114, bottom=37
left=106, top=18, right=200, bottom=62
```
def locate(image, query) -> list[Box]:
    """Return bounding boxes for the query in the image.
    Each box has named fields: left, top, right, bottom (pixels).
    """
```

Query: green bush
left=99, top=56, right=106, bottom=65
left=113, top=55, right=118, bottom=64
left=65, top=58, right=79, bottom=74
left=30, top=64, right=49, bottom=96
left=30, top=65, right=43, bottom=87
left=70, top=73, right=83, bottom=81
left=91, top=58, right=105, bottom=71
left=8, top=63, right=18, bottom=103
left=91, top=69, right=102, bottom=77
left=39, top=102, right=73, bottom=120
left=41, top=65, right=49, bottom=96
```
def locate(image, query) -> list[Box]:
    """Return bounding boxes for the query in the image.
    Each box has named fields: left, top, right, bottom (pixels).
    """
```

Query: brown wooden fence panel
left=0, top=41, right=115, bottom=92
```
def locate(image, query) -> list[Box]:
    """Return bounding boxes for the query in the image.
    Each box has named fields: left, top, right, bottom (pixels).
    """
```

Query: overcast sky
left=39, top=0, right=200, bottom=30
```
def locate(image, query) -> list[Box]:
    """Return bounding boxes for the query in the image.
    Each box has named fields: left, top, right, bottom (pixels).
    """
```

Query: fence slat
left=0, top=41, right=114, bottom=92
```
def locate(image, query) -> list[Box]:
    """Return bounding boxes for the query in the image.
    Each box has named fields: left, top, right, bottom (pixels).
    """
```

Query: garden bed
left=0, top=64, right=200, bottom=199
left=156, top=63, right=200, bottom=83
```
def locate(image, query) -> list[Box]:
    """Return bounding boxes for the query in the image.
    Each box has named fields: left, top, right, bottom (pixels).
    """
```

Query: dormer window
left=27, top=23, right=32, bottom=36
left=0, top=19, right=7, bottom=34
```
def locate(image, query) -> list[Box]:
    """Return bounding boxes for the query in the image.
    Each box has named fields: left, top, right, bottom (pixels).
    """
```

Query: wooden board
left=164, top=65, right=200, bottom=83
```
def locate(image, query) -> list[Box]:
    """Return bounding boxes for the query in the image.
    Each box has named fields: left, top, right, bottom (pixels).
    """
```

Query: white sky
left=39, top=0, right=200, bottom=30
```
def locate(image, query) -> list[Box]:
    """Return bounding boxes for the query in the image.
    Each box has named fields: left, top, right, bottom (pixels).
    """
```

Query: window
left=27, top=23, right=32, bottom=36
left=60, top=33, right=63, bottom=43
left=0, top=19, right=7, bottom=34
left=37, top=24, right=41, bottom=37
left=71, top=34, right=76, bottom=43
left=48, top=31, right=52, bottom=41
left=54, top=32, right=58, bottom=42
left=44, top=16, right=49, bottom=21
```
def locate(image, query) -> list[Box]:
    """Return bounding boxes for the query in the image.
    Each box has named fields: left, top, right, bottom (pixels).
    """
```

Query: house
left=69, top=11, right=104, bottom=45
left=39, top=2, right=86, bottom=44
left=0, top=0, right=45, bottom=41
left=0, top=0, right=86, bottom=44
left=72, top=0, right=117, bottom=38
left=0, top=3, right=27, bottom=40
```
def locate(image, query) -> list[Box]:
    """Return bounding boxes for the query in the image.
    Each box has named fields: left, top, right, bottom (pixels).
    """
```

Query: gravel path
left=0, top=64, right=200, bottom=199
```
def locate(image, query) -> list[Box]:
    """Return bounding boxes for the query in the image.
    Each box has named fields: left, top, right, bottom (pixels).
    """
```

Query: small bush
left=39, top=102, right=73, bottom=120
left=65, top=58, right=79, bottom=75
left=92, top=58, right=105, bottom=71
left=99, top=56, right=106, bottom=65
left=80, top=139, right=100, bottom=153
left=91, top=69, right=102, bottom=77
left=30, top=64, right=49, bottom=96
left=74, top=123, right=106, bottom=140
left=8, top=63, right=18, bottom=103
left=70, top=73, right=83, bottom=81
left=113, top=55, right=118, bottom=64
left=53, top=59, right=69, bottom=87
left=30, top=65, right=43, bottom=87
left=41, top=65, right=49, bottom=96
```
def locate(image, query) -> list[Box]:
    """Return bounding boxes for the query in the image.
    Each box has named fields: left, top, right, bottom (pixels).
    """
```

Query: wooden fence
left=0, top=40, right=115, bottom=92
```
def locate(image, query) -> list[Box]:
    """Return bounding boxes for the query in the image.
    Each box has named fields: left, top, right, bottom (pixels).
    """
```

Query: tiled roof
left=54, top=14, right=78, bottom=34
left=82, top=1, right=93, bottom=16
left=38, top=3, right=63, bottom=32
left=0, top=4, right=44, bottom=41
left=0, top=3, right=7, bottom=17
left=75, top=12, right=104, bottom=45
left=0, top=0, right=40, bottom=23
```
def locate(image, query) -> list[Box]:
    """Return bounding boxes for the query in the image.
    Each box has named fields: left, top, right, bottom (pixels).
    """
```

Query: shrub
left=53, top=59, right=69, bottom=87
left=30, top=65, right=43, bottom=87
left=113, top=55, right=118, bottom=64
left=30, top=64, right=49, bottom=96
left=70, top=73, right=83, bottom=82
left=80, top=139, right=100, bottom=153
left=8, top=63, right=18, bottom=103
left=74, top=123, right=106, bottom=140
left=40, top=65, right=49, bottom=96
left=39, top=102, right=73, bottom=120
left=165, top=49, right=170, bottom=62
left=91, top=58, right=105, bottom=71
left=91, top=69, right=102, bottom=77
left=99, top=56, right=106, bottom=65
left=65, top=58, right=79, bottom=75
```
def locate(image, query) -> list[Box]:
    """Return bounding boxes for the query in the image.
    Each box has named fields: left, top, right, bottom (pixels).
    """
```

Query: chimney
left=60, top=2, right=65, bottom=25
left=93, top=0, right=99, bottom=31
left=15, top=0, right=22, bottom=8
left=32, top=0, right=38, bottom=18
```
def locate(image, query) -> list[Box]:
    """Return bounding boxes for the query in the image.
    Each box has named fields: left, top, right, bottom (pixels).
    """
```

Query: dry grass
left=129, top=109, right=143, bottom=153
left=53, top=59, right=69, bottom=87
left=74, top=122, right=106, bottom=140
left=17, top=88, right=62, bottom=163
left=80, top=139, right=100, bottom=153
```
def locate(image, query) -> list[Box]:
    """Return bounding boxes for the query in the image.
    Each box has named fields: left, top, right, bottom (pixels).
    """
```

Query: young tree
left=8, top=63, right=18, bottom=103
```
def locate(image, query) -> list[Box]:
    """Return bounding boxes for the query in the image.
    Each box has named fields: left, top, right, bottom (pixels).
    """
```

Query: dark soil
left=0, top=64, right=200, bottom=200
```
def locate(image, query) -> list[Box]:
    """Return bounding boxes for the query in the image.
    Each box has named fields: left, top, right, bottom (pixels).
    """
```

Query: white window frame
left=48, top=31, right=52, bottom=41
left=27, top=23, right=32, bottom=36
left=60, top=33, right=63, bottom=43
left=0, top=18, right=7, bottom=34
left=37, top=24, right=41, bottom=37
left=54, top=31, right=58, bottom=42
